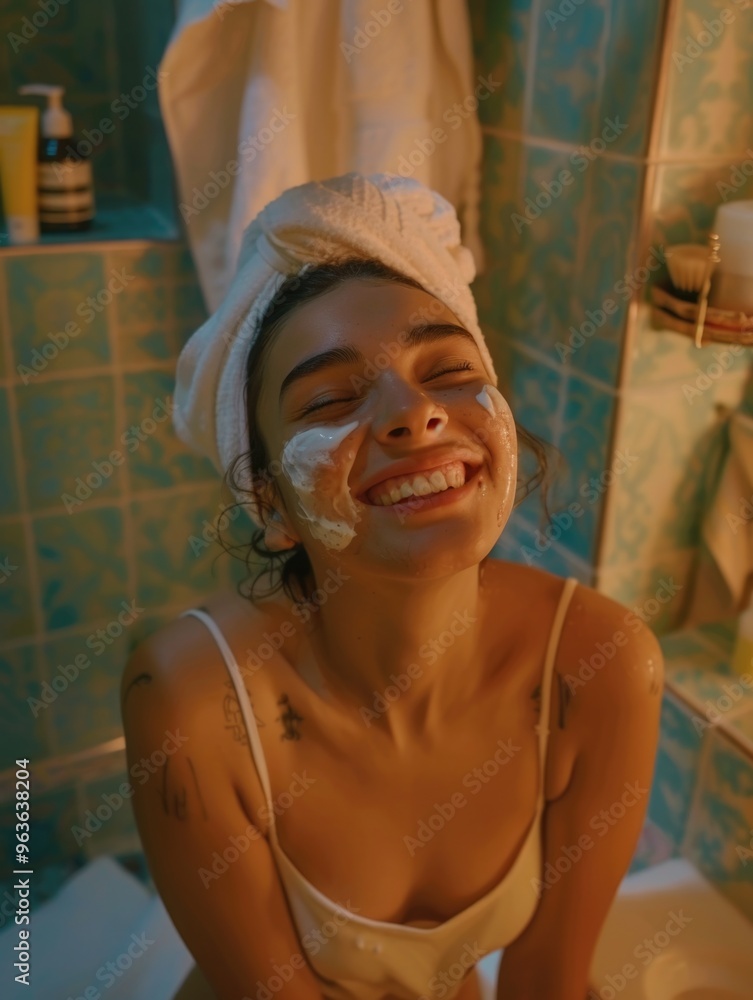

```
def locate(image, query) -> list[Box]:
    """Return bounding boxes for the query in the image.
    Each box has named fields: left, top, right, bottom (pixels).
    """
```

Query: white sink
left=588, top=857, right=753, bottom=1000
left=476, top=858, right=753, bottom=999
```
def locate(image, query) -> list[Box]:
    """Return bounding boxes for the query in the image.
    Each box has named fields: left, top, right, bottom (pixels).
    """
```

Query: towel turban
left=172, top=171, right=497, bottom=526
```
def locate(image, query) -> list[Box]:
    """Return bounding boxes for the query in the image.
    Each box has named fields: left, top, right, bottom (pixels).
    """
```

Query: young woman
left=121, top=181, right=663, bottom=1000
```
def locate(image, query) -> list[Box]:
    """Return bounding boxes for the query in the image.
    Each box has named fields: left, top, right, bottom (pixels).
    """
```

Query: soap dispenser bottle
left=18, top=84, right=95, bottom=232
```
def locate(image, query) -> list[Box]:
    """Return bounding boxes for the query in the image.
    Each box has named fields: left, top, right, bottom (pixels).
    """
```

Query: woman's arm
left=120, top=641, right=325, bottom=1000
left=494, top=594, right=664, bottom=1000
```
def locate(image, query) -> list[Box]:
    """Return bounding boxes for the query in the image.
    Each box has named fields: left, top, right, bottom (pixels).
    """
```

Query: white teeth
left=370, top=462, right=469, bottom=506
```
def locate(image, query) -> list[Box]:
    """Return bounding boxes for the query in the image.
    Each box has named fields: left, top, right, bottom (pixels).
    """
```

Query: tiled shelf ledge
left=660, top=618, right=753, bottom=758
left=0, top=196, right=180, bottom=255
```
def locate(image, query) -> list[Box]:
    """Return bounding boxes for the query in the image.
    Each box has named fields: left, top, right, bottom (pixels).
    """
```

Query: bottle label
left=38, top=159, right=93, bottom=192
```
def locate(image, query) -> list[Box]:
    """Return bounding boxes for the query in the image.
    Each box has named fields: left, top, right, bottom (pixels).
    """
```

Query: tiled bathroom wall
left=468, top=0, right=668, bottom=583
left=597, top=0, right=753, bottom=632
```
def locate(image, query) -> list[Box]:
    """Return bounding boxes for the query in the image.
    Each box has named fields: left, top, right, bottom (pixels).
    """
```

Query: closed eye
left=299, top=361, right=477, bottom=415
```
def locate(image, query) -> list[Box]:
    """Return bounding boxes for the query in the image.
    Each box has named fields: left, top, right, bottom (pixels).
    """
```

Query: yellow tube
left=0, top=106, right=39, bottom=245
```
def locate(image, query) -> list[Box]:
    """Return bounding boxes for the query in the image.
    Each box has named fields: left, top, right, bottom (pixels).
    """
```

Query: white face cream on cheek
left=280, top=420, right=361, bottom=551
left=476, top=383, right=518, bottom=499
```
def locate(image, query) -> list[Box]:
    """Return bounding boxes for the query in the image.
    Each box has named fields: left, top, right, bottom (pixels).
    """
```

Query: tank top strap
left=179, top=608, right=279, bottom=839
left=535, top=576, right=579, bottom=804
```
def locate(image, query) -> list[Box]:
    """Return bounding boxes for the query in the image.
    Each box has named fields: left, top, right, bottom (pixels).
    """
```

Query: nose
left=369, top=378, right=448, bottom=442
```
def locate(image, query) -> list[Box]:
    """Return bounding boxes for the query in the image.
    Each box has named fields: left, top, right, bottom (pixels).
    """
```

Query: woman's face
left=254, top=278, right=518, bottom=578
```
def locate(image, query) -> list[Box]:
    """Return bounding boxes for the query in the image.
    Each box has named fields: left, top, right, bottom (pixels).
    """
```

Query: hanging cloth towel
left=687, top=409, right=753, bottom=624
left=158, top=0, right=485, bottom=313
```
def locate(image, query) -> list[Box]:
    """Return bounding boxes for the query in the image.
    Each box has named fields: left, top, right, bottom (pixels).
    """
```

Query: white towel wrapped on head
left=172, top=171, right=497, bottom=527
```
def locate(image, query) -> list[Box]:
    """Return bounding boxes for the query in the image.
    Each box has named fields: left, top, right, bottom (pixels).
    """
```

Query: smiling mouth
left=358, top=461, right=479, bottom=507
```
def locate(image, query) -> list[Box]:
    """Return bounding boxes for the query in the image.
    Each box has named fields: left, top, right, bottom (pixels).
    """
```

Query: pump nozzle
left=18, top=84, right=72, bottom=139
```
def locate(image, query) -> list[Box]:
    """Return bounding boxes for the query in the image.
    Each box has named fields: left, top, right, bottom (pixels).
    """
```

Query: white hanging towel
left=158, top=0, right=485, bottom=312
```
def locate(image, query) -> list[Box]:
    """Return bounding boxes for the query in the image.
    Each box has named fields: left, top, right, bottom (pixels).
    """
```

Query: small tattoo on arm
left=531, top=683, right=541, bottom=720
left=122, top=672, right=152, bottom=708
left=223, top=679, right=264, bottom=745
left=556, top=672, right=573, bottom=729
left=157, top=755, right=207, bottom=821
left=277, top=693, right=304, bottom=740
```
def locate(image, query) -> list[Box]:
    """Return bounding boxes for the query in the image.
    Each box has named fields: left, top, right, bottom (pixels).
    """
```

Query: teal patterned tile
left=122, top=370, right=216, bottom=489
left=0, top=786, right=82, bottom=879
left=468, top=0, right=532, bottom=132
left=530, top=2, right=606, bottom=144
left=661, top=0, right=753, bottom=158
left=0, top=390, right=19, bottom=516
left=652, top=159, right=753, bottom=251
left=563, top=159, right=644, bottom=384
left=597, top=547, right=696, bottom=636
left=482, top=139, right=589, bottom=358
left=39, top=631, right=128, bottom=756
left=0, top=645, right=49, bottom=764
left=601, top=374, right=747, bottom=570
left=628, top=818, right=677, bottom=875
left=6, top=254, right=111, bottom=379
left=683, top=728, right=753, bottom=921
left=16, top=376, right=120, bottom=513
left=34, top=507, right=128, bottom=631
left=546, top=376, right=616, bottom=563
left=648, top=691, right=704, bottom=847
left=132, top=488, right=249, bottom=608
left=113, top=255, right=169, bottom=334
left=493, top=512, right=594, bottom=583
left=598, top=0, right=666, bottom=157
left=76, top=770, right=140, bottom=860
left=730, top=703, right=753, bottom=745
left=0, top=519, right=33, bottom=640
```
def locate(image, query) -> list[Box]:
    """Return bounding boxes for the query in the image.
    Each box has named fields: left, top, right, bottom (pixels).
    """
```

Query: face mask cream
left=0, top=106, right=39, bottom=244
left=281, top=420, right=361, bottom=551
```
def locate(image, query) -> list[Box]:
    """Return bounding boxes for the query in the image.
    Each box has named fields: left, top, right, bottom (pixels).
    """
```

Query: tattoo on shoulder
left=122, top=672, right=152, bottom=708
left=531, top=682, right=541, bottom=718
left=276, top=693, right=304, bottom=740
left=223, top=679, right=265, bottom=745
left=157, top=755, right=208, bottom=821
left=556, top=672, right=573, bottom=729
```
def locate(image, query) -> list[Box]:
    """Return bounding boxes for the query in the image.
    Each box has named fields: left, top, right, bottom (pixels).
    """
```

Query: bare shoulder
left=485, top=558, right=664, bottom=721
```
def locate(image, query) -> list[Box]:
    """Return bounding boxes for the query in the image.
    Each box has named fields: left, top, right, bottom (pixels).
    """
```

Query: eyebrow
left=278, top=323, right=477, bottom=407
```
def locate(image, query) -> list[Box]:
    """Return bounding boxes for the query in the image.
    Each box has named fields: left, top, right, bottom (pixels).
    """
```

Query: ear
left=263, top=507, right=300, bottom=553
left=250, top=475, right=301, bottom=552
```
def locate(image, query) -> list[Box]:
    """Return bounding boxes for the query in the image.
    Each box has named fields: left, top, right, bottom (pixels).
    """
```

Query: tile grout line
left=0, top=257, right=59, bottom=756
left=105, top=248, right=138, bottom=614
